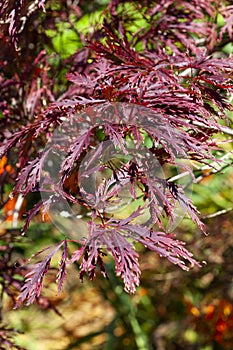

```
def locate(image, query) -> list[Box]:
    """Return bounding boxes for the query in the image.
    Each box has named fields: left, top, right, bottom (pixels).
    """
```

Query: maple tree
left=0, top=2, right=233, bottom=336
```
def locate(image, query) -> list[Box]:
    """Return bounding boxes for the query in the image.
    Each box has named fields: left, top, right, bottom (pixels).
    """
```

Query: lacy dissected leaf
left=67, top=209, right=201, bottom=293
left=64, top=50, right=233, bottom=140
left=102, top=230, right=141, bottom=293
left=14, top=241, right=64, bottom=308
left=69, top=220, right=140, bottom=293
left=61, top=129, right=93, bottom=174
left=2, top=0, right=233, bottom=303
left=143, top=177, right=174, bottom=228
left=50, top=97, right=106, bottom=110
left=104, top=207, right=201, bottom=269
left=103, top=123, right=128, bottom=153
left=0, top=130, right=26, bottom=159
left=22, top=201, right=44, bottom=233
left=14, top=149, right=50, bottom=196
left=175, top=190, right=207, bottom=234
left=219, top=6, right=233, bottom=40
left=108, top=0, right=217, bottom=53
left=56, top=239, right=68, bottom=294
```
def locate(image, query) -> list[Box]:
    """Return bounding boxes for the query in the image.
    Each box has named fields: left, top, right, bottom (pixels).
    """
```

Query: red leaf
left=14, top=241, right=65, bottom=308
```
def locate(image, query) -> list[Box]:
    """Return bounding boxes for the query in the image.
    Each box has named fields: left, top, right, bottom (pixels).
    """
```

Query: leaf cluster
left=0, top=0, right=233, bottom=306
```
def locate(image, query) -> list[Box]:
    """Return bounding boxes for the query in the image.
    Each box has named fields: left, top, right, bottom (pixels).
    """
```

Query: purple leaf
left=14, top=149, right=50, bottom=196
left=57, top=239, right=68, bottom=294
left=22, top=201, right=44, bottom=233
left=61, top=129, right=93, bottom=173
left=14, top=241, right=64, bottom=308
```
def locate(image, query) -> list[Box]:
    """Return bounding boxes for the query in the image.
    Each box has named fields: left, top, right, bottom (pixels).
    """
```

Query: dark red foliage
left=14, top=241, right=65, bottom=308
left=1, top=0, right=233, bottom=306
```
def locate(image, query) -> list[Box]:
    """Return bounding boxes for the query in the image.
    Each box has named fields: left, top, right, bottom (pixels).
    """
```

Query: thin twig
left=192, top=120, right=233, bottom=137
left=168, top=152, right=233, bottom=183
left=202, top=207, right=233, bottom=219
